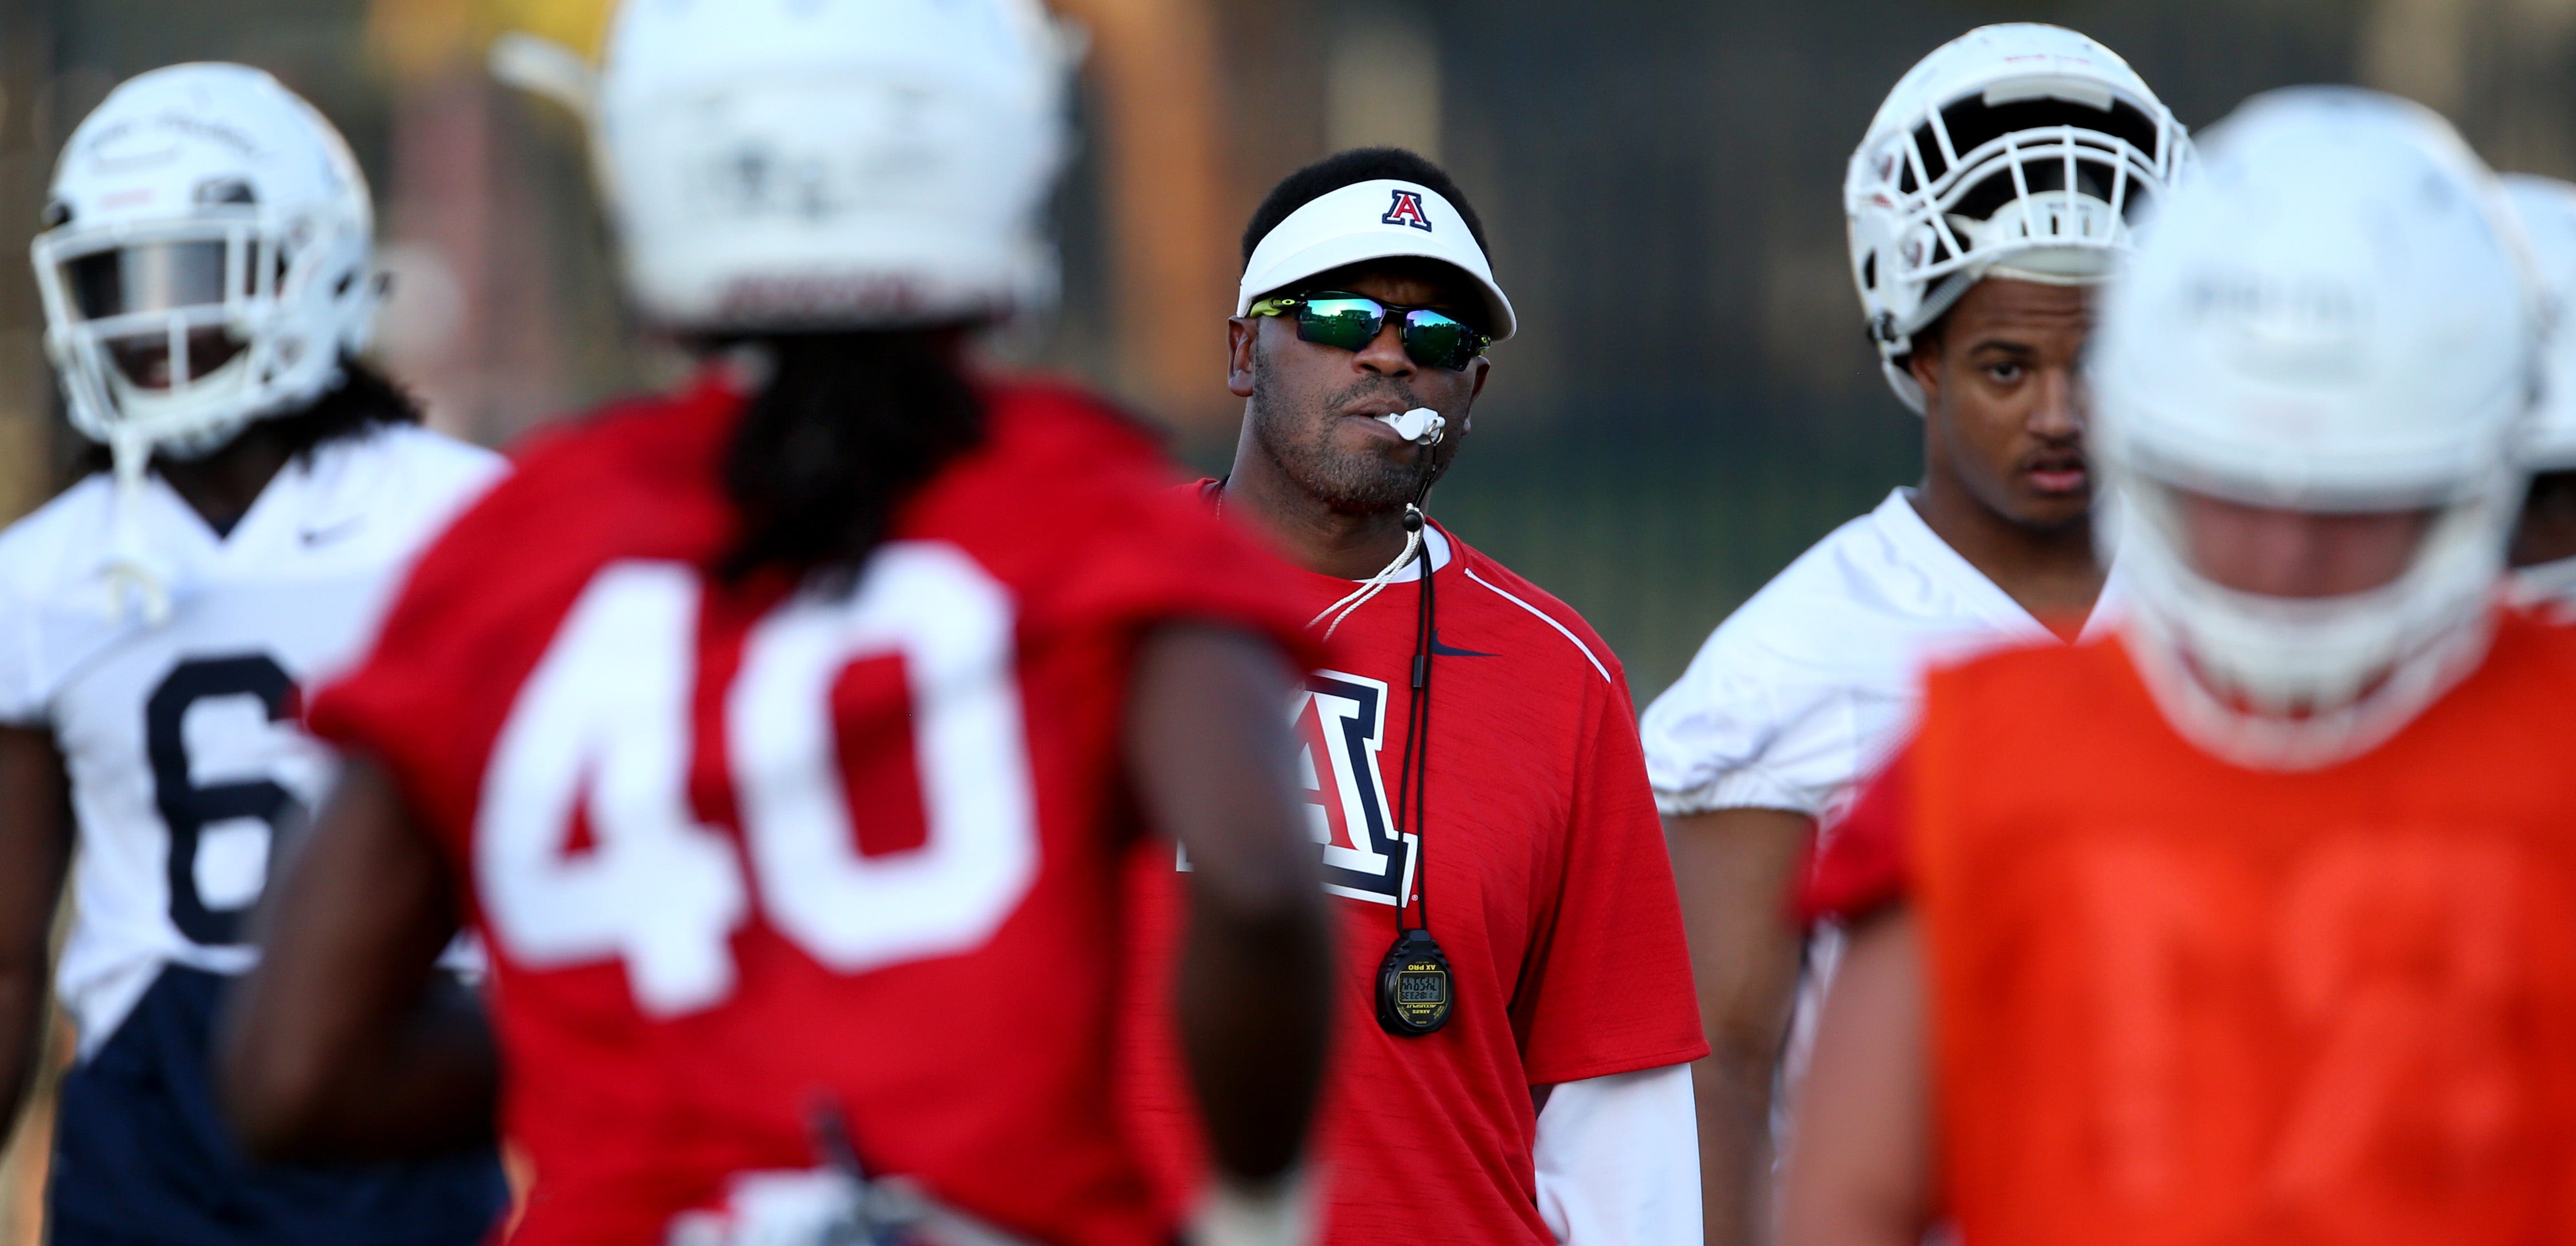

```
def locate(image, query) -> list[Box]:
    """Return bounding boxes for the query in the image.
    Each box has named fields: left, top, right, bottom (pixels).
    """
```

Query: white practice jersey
left=1641, top=487, right=2122, bottom=823
left=1638, top=487, right=2121, bottom=1147
left=0, top=425, right=503, bottom=1055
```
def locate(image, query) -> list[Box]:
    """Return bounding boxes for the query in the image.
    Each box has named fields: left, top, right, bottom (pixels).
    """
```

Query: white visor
left=1237, top=179, right=1515, bottom=341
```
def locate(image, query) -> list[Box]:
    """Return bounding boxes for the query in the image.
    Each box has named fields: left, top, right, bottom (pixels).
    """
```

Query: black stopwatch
left=1375, top=927, right=1454, bottom=1036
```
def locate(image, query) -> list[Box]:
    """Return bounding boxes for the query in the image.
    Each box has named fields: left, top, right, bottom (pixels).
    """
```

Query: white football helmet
left=31, top=62, right=377, bottom=623
left=1847, top=23, right=2190, bottom=413
left=2091, top=86, right=2540, bottom=770
left=32, top=62, right=376, bottom=461
left=594, top=0, right=1072, bottom=332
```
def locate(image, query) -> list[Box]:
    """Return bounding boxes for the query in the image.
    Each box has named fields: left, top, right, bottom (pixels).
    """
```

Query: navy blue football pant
left=48, top=964, right=507, bottom=1246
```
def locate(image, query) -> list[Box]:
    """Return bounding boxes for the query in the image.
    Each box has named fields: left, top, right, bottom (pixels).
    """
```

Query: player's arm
left=0, top=726, right=71, bottom=1135
left=1123, top=622, right=1334, bottom=1197
left=1666, top=805, right=1814, bottom=1246
left=217, top=753, right=497, bottom=1161
left=1777, top=907, right=1932, bottom=1246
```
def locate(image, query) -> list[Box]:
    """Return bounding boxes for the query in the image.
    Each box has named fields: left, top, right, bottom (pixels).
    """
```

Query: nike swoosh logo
left=1430, top=630, right=1494, bottom=657
left=299, top=518, right=364, bottom=547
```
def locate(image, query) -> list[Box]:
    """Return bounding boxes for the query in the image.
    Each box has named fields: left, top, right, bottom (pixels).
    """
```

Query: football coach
left=1125, top=147, right=1709, bottom=1246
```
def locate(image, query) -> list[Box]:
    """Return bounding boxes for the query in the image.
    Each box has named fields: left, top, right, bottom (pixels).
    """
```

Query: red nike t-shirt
left=1121, top=485, right=1707, bottom=1245
left=307, top=376, right=1322, bottom=1246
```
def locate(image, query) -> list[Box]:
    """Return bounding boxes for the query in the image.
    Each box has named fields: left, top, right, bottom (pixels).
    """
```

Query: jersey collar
left=1878, top=487, right=2123, bottom=644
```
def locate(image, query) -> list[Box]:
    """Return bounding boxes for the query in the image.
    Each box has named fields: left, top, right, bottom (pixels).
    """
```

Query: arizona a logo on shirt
left=1294, top=671, right=1417, bottom=905
left=1381, top=189, right=1435, bottom=233
left=1174, top=669, right=1416, bottom=905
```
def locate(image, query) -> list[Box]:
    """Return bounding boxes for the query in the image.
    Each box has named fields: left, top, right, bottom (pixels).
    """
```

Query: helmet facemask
left=2110, top=459, right=2516, bottom=770
left=1846, top=26, right=2192, bottom=414
left=34, top=195, right=369, bottom=464
left=1894, top=92, right=2172, bottom=307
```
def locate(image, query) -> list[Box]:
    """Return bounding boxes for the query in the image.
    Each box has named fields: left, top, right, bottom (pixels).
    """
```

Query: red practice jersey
left=1122, top=488, right=1707, bottom=1245
left=308, top=375, right=1319, bottom=1246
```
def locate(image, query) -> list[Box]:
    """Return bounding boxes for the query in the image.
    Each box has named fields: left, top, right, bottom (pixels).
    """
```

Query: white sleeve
left=1639, top=626, right=1849, bottom=819
left=1532, top=1064, right=1701, bottom=1246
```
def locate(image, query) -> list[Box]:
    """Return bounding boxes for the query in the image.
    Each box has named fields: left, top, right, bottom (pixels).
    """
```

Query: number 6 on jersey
left=475, top=548, right=1038, bottom=1016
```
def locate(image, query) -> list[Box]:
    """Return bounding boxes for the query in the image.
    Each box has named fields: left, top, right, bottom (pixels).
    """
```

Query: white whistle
left=1377, top=406, right=1446, bottom=445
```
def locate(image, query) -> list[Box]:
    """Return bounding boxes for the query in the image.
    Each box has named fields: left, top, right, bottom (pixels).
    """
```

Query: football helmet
left=2091, top=86, right=2540, bottom=769
left=31, top=62, right=378, bottom=621
left=34, top=63, right=375, bottom=461
left=1847, top=23, right=2190, bottom=413
left=593, top=0, right=1073, bottom=332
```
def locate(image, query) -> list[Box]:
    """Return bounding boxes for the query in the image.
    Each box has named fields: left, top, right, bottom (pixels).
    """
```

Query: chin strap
left=1305, top=410, right=1447, bottom=640
left=98, top=427, right=171, bottom=626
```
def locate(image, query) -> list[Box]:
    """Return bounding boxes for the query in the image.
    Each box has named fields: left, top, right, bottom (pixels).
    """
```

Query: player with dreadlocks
left=219, top=4, right=1334, bottom=1244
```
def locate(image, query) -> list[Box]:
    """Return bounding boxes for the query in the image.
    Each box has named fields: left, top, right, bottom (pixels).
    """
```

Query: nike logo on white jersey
left=299, top=518, right=363, bottom=548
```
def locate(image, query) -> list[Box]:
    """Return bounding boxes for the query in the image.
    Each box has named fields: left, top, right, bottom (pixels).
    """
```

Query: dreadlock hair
left=81, top=354, right=424, bottom=478
left=264, top=356, right=424, bottom=457
left=717, top=328, right=987, bottom=589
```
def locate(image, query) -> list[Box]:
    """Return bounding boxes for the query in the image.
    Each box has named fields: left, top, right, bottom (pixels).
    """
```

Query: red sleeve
left=304, top=457, right=617, bottom=851
left=907, top=403, right=1329, bottom=678
left=1044, top=480, right=1332, bottom=676
left=1512, top=673, right=1712, bottom=1085
left=306, top=390, right=741, bottom=849
left=1797, top=743, right=1914, bottom=926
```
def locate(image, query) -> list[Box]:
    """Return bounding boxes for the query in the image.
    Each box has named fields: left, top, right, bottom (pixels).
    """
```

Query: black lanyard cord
left=1390, top=526, right=1435, bottom=933
left=1391, top=454, right=1438, bottom=937
left=1371, top=445, right=1459, bottom=1038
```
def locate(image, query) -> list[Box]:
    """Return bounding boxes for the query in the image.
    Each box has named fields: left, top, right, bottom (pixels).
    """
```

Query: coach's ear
left=1228, top=317, right=1262, bottom=399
